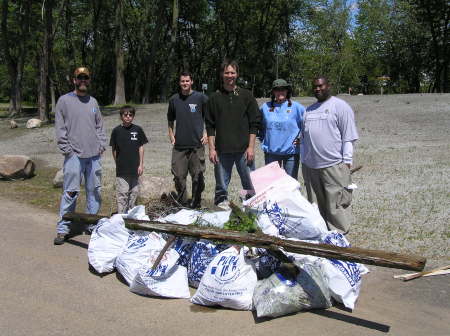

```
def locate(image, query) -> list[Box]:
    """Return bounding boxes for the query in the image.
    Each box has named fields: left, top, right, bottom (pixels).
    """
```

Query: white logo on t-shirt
left=130, top=132, right=138, bottom=140
left=189, top=104, right=197, bottom=113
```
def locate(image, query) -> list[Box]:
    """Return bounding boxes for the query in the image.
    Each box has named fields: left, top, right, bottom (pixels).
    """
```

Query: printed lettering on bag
left=145, top=264, right=168, bottom=277
left=174, top=238, right=194, bottom=267
left=263, top=201, right=288, bottom=235
left=188, top=241, right=221, bottom=283
left=189, top=104, right=197, bottom=113
left=210, top=253, right=240, bottom=283
left=324, top=232, right=361, bottom=286
left=127, top=236, right=149, bottom=249
left=323, top=232, right=350, bottom=247
left=329, top=259, right=361, bottom=287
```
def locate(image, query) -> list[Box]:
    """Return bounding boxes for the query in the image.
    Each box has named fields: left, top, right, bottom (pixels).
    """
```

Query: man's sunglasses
left=76, top=75, right=90, bottom=80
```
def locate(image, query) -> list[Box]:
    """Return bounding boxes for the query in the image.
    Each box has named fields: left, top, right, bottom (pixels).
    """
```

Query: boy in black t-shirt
left=110, top=105, right=148, bottom=213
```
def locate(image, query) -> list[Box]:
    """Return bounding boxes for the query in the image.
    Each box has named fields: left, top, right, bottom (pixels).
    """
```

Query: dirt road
left=0, top=198, right=448, bottom=336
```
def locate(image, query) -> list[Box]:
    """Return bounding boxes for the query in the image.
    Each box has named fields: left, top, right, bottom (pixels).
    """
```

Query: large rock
left=0, top=155, right=35, bottom=179
left=138, top=176, right=172, bottom=202
left=26, top=118, right=42, bottom=129
left=53, top=169, right=64, bottom=187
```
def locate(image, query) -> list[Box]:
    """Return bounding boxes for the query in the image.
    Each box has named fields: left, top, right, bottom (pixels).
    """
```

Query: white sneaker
left=217, top=200, right=231, bottom=211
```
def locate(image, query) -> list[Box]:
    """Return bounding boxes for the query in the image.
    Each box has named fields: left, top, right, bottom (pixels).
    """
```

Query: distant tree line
left=0, top=0, right=448, bottom=120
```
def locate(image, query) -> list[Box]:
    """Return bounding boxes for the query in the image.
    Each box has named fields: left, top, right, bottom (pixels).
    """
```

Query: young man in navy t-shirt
left=110, top=105, right=148, bottom=213
left=167, top=71, right=208, bottom=208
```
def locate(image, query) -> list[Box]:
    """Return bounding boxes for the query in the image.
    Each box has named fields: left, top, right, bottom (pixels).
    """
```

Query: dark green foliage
left=0, top=0, right=445, bottom=112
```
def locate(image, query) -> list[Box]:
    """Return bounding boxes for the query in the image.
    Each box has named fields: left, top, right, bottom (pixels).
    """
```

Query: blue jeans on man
left=57, top=154, right=102, bottom=234
left=214, top=152, right=255, bottom=205
left=264, top=153, right=300, bottom=179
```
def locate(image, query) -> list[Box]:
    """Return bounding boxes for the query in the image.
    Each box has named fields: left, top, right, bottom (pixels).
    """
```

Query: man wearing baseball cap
left=54, top=67, right=107, bottom=245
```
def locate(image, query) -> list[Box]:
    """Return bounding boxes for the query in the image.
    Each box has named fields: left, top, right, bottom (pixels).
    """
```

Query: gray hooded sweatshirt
left=55, top=92, right=107, bottom=158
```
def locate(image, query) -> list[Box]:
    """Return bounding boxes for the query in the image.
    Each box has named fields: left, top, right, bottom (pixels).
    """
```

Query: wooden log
left=63, top=212, right=426, bottom=271
left=350, top=165, right=363, bottom=174
left=151, top=236, right=176, bottom=271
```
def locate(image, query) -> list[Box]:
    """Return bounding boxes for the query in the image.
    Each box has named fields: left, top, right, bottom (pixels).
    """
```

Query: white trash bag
left=191, top=246, right=257, bottom=311
left=253, top=273, right=306, bottom=318
left=130, top=264, right=190, bottom=299
left=320, top=231, right=369, bottom=310
left=158, top=209, right=231, bottom=228
left=253, top=261, right=331, bottom=318
left=295, top=260, right=332, bottom=309
left=144, top=248, right=180, bottom=279
left=244, top=175, right=328, bottom=240
left=115, top=231, right=166, bottom=285
left=158, top=209, right=200, bottom=225
left=88, top=214, right=130, bottom=274
left=195, top=210, right=231, bottom=228
left=122, top=205, right=150, bottom=221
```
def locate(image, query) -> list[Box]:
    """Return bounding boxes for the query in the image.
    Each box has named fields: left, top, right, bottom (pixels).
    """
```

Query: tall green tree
left=408, top=0, right=449, bottom=92
left=38, top=0, right=60, bottom=122
left=1, top=0, right=32, bottom=116
left=292, top=0, right=357, bottom=94
left=113, top=0, right=126, bottom=105
left=355, top=0, right=430, bottom=93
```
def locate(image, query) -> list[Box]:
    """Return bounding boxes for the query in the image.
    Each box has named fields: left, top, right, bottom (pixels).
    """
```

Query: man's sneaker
left=53, top=233, right=67, bottom=245
left=217, top=200, right=231, bottom=211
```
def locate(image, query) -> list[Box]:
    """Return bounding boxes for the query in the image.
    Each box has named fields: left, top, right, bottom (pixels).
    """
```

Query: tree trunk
left=38, top=0, right=54, bottom=123
left=38, top=54, right=49, bottom=122
left=113, top=0, right=126, bottom=105
left=142, top=2, right=167, bottom=104
left=0, top=0, right=32, bottom=118
left=159, top=0, right=178, bottom=103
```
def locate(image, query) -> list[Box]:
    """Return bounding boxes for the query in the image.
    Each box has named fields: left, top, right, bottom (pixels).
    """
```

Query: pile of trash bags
left=87, top=163, right=368, bottom=318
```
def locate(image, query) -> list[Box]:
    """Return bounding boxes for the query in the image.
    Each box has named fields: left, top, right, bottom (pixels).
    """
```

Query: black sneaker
left=53, top=233, right=66, bottom=245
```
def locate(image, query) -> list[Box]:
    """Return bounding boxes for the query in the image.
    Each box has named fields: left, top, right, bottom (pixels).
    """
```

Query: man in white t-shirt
left=301, top=76, right=358, bottom=233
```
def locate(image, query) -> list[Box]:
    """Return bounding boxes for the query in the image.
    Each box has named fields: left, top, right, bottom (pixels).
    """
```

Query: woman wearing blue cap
left=259, top=79, right=305, bottom=179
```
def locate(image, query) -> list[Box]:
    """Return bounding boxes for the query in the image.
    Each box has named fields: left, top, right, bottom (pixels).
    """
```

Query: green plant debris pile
left=223, top=201, right=259, bottom=233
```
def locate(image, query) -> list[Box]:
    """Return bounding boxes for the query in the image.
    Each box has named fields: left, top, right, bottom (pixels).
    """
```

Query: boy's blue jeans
left=57, top=154, right=102, bottom=234
left=213, top=152, right=254, bottom=205
left=264, top=152, right=300, bottom=179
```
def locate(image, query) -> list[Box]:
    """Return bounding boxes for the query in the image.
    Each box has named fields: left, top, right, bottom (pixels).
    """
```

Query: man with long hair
left=205, top=59, right=261, bottom=209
